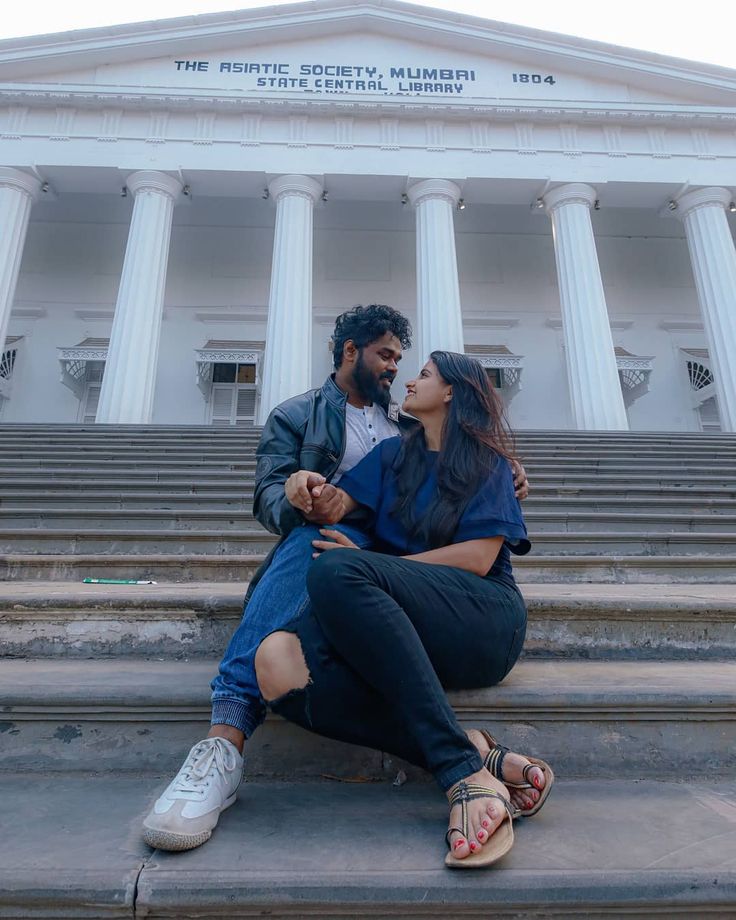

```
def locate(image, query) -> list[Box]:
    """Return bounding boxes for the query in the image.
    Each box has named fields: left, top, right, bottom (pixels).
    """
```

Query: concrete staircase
left=1, top=424, right=734, bottom=918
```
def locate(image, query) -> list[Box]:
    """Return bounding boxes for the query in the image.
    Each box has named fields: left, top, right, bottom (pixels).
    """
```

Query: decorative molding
left=11, top=306, right=46, bottom=318
left=57, top=345, right=108, bottom=398
left=647, top=126, right=670, bottom=158
left=470, top=120, right=491, bottom=153
left=335, top=116, right=354, bottom=149
left=97, top=108, right=122, bottom=142
left=379, top=117, right=399, bottom=150
left=515, top=121, right=536, bottom=155
left=463, top=316, right=520, bottom=329
left=1, top=104, right=28, bottom=139
left=406, top=177, right=461, bottom=208
left=546, top=317, right=633, bottom=331
left=288, top=114, right=308, bottom=147
left=195, top=345, right=263, bottom=398
left=74, top=308, right=115, bottom=320
left=691, top=128, right=715, bottom=159
left=240, top=113, right=261, bottom=146
left=659, top=320, right=705, bottom=331
left=195, top=310, right=266, bottom=322
left=560, top=123, right=581, bottom=156
left=425, top=119, right=445, bottom=151
left=146, top=109, right=169, bottom=143
left=194, top=110, right=216, bottom=145
left=49, top=106, right=75, bottom=141
left=603, top=124, right=627, bottom=157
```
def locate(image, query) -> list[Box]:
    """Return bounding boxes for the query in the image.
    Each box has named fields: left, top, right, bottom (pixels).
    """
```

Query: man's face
left=351, top=332, right=402, bottom=407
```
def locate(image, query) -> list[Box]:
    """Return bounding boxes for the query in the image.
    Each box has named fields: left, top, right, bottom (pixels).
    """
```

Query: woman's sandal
left=479, top=729, right=554, bottom=818
left=444, top=781, right=515, bottom=869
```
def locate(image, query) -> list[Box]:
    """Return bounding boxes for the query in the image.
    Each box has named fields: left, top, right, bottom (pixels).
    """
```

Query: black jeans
left=268, top=549, right=527, bottom=792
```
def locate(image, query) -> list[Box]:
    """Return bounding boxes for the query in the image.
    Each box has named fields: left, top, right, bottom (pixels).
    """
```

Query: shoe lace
left=173, top=738, right=239, bottom=795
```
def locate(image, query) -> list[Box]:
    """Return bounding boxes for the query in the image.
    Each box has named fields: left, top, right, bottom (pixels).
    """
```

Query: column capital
left=126, top=170, right=183, bottom=201
left=543, top=182, right=597, bottom=214
left=268, top=174, right=322, bottom=204
left=407, top=179, right=461, bottom=209
left=0, top=167, right=42, bottom=200
left=675, top=186, right=732, bottom=219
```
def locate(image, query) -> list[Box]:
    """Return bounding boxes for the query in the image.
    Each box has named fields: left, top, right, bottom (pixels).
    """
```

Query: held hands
left=312, top=528, right=360, bottom=558
left=511, top=460, right=529, bottom=501
left=284, top=470, right=345, bottom=524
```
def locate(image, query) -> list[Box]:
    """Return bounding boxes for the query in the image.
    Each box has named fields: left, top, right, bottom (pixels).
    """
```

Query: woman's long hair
left=392, top=350, right=517, bottom=548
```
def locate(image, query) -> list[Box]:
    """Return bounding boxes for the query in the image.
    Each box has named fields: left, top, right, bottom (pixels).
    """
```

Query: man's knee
left=255, top=631, right=310, bottom=702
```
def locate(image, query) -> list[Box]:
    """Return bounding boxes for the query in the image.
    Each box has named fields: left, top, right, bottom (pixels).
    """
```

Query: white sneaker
left=142, top=737, right=243, bottom=851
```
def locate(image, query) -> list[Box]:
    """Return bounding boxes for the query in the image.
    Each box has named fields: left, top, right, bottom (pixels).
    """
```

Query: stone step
left=1, top=582, right=733, bottom=661
left=2, top=468, right=733, bottom=489
left=0, top=528, right=734, bottom=555
left=3, top=552, right=735, bottom=584
left=1, top=451, right=735, bottom=473
left=1, top=773, right=734, bottom=920
left=1, top=506, right=735, bottom=534
left=4, top=492, right=736, bottom=515
left=1, top=658, right=733, bottom=778
left=2, top=479, right=736, bottom=500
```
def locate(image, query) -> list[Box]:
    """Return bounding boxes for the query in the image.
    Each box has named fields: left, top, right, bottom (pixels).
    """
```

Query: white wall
left=3, top=193, right=724, bottom=431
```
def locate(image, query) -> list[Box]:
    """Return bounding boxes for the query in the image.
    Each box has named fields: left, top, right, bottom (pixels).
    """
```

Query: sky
left=2, top=0, right=736, bottom=70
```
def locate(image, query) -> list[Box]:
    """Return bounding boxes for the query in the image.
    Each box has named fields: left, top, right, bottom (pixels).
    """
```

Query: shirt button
left=372, top=437, right=376, bottom=442
left=368, top=424, right=372, bottom=429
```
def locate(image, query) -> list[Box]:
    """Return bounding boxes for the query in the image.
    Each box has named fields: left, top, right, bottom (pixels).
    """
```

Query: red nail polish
left=481, top=819, right=490, bottom=828
left=469, top=842, right=478, bottom=852
left=454, top=839, right=465, bottom=850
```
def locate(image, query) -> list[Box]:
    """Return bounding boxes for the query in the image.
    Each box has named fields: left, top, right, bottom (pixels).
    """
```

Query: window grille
left=687, top=361, right=714, bottom=391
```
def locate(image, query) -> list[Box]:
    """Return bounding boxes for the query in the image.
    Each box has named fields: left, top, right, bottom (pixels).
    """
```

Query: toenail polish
left=454, top=839, right=465, bottom=850
left=482, top=819, right=490, bottom=829
left=470, top=842, right=478, bottom=852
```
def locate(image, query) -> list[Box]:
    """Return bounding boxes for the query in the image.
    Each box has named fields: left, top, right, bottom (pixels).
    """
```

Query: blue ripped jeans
left=210, top=521, right=373, bottom=737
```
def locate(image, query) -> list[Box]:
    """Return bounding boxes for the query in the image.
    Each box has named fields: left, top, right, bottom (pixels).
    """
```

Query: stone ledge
left=1, top=773, right=734, bottom=919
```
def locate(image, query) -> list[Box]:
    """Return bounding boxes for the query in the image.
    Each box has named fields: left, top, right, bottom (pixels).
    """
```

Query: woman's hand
left=312, top=528, right=360, bottom=558
left=285, top=470, right=326, bottom=513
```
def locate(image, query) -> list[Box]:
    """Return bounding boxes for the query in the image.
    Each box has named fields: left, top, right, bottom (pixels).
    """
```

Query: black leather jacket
left=246, top=375, right=414, bottom=600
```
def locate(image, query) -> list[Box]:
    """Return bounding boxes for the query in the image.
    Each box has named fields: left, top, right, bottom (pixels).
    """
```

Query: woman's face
left=402, top=360, right=451, bottom=416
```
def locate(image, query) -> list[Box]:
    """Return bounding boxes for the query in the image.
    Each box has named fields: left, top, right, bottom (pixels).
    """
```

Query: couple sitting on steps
left=143, top=303, right=554, bottom=869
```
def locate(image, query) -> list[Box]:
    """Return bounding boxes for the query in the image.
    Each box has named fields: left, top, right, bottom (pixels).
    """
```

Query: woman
left=255, top=351, right=553, bottom=869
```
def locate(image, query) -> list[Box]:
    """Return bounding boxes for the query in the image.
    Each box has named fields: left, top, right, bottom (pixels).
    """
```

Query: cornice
left=2, top=86, right=736, bottom=127
left=1, top=0, right=736, bottom=97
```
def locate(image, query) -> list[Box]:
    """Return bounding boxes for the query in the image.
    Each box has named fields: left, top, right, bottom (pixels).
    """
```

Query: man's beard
left=353, top=350, right=393, bottom=408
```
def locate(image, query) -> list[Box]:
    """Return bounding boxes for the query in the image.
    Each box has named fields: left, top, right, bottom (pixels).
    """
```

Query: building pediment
left=1, top=0, right=735, bottom=112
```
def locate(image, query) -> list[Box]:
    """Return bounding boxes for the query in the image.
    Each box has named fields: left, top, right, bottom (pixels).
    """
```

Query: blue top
left=338, top=436, right=531, bottom=580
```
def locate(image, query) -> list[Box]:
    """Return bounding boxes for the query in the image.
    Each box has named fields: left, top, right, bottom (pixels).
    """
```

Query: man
left=142, top=304, right=528, bottom=852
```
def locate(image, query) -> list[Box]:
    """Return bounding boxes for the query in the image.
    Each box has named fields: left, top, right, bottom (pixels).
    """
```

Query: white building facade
left=0, top=0, right=735, bottom=430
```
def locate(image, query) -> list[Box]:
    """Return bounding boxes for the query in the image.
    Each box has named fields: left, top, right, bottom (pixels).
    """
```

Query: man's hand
left=512, top=459, right=529, bottom=501
left=285, top=470, right=327, bottom=513
left=304, top=482, right=345, bottom=525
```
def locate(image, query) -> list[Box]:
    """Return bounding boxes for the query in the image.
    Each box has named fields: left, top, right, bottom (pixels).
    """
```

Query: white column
left=543, top=183, right=629, bottom=431
left=407, top=179, right=464, bottom=358
left=0, top=168, right=41, bottom=353
left=96, top=171, right=182, bottom=424
left=676, top=187, right=736, bottom=432
left=257, top=174, right=322, bottom=425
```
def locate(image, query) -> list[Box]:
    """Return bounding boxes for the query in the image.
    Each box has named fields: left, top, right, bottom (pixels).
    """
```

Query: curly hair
left=331, top=304, right=412, bottom=369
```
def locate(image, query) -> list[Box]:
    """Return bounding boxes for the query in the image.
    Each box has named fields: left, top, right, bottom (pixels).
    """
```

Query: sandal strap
left=448, top=781, right=515, bottom=818
left=446, top=781, right=515, bottom=849
left=480, top=729, right=534, bottom=791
